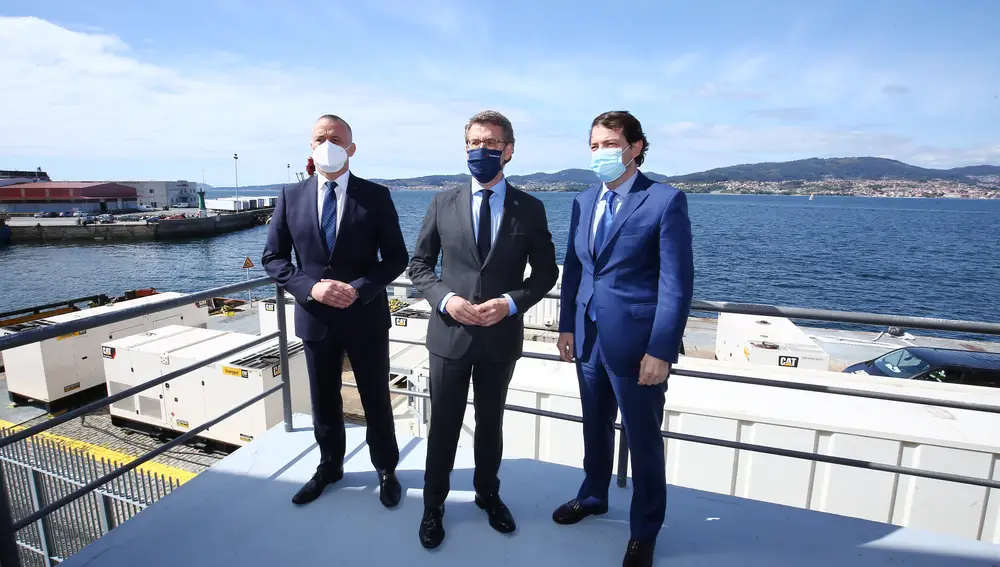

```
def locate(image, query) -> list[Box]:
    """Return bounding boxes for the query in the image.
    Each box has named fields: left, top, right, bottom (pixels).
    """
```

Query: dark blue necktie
left=477, top=189, right=493, bottom=261
left=320, top=181, right=338, bottom=253
left=593, top=190, right=617, bottom=254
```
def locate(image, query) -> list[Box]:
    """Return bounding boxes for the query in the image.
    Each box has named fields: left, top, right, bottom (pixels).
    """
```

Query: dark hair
left=465, top=110, right=515, bottom=145
left=590, top=110, right=648, bottom=166
left=316, top=114, right=353, bottom=137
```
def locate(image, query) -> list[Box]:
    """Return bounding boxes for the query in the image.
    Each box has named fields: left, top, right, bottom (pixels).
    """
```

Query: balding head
left=310, top=114, right=356, bottom=179
left=312, top=114, right=353, bottom=149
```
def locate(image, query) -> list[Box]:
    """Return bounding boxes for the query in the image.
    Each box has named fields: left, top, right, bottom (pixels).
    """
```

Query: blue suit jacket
left=261, top=173, right=408, bottom=342
left=558, top=171, right=694, bottom=376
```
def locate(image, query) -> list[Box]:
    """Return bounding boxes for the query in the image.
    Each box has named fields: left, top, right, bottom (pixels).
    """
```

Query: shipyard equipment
left=0, top=292, right=209, bottom=409
left=715, top=312, right=831, bottom=370
left=103, top=325, right=311, bottom=448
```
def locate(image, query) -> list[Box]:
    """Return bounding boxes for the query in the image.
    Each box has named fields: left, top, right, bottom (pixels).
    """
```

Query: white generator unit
left=103, top=325, right=311, bottom=447
left=715, top=312, right=830, bottom=371
left=258, top=292, right=297, bottom=337
left=104, top=326, right=244, bottom=431
left=388, top=300, right=431, bottom=377
left=521, top=264, right=562, bottom=331
left=2, top=292, right=209, bottom=408
left=199, top=338, right=311, bottom=446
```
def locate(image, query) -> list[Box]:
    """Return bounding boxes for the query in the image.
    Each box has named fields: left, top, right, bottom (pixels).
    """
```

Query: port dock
left=1, top=277, right=999, bottom=566
left=4, top=208, right=271, bottom=243
left=53, top=417, right=1000, bottom=567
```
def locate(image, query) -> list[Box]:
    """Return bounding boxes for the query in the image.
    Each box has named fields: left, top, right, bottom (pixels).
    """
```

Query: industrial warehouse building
left=0, top=182, right=138, bottom=214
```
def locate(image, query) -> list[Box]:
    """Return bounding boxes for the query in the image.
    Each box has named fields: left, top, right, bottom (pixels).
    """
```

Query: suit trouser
left=423, top=346, right=517, bottom=508
left=303, top=325, right=399, bottom=475
left=576, top=316, right=667, bottom=543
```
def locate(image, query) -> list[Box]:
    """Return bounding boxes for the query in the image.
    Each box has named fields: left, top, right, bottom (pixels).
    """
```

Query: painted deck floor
left=57, top=414, right=1000, bottom=567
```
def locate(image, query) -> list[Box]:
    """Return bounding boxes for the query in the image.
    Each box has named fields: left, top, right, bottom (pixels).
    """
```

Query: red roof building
left=0, top=182, right=139, bottom=213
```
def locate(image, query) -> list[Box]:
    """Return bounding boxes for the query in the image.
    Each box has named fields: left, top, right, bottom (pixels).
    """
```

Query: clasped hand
left=310, top=279, right=358, bottom=308
left=556, top=332, right=670, bottom=385
left=445, top=296, right=509, bottom=327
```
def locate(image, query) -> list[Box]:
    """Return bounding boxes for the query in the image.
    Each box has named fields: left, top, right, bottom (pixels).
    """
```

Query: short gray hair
left=465, top=110, right=515, bottom=144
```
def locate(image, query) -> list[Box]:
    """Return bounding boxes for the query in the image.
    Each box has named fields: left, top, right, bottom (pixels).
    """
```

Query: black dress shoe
left=622, top=538, right=655, bottom=567
left=378, top=471, right=401, bottom=508
left=474, top=493, right=516, bottom=534
left=552, top=498, right=609, bottom=525
left=419, top=505, right=445, bottom=549
left=291, top=469, right=343, bottom=505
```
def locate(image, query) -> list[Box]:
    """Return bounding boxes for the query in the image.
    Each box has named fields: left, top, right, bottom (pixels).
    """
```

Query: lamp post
left=233, top=153, right=240, bottom=203
left=287, top=163, right=290, bottom=184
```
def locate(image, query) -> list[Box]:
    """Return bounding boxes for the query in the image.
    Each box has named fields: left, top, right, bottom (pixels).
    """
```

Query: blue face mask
left=590, top=146, right=634, bottom=183
left=467, top=148, right=504, bottom=183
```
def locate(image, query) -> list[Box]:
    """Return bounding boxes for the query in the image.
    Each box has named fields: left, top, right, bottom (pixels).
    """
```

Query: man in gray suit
left=408, top=110, right=559, bottom=549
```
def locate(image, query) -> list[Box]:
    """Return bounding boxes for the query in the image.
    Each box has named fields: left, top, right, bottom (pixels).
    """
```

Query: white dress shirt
left=591, top=169, right=637, bottom=252
left=317, top=169, right=349, bottom=236
left=471, top=176, right=506, bottom=245
left=438, top=177, right=517, bottom=316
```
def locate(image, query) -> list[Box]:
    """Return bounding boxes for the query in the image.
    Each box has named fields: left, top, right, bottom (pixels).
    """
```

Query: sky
left=1, top=0, right=998, bottom=186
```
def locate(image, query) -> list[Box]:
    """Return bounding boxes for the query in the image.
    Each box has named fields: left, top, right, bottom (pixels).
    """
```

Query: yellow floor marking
left=0, top=418, right=196, bottom=483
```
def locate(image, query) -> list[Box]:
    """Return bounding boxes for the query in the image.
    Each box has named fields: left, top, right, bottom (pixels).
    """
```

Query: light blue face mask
left=589, top=146, right=634, bottom=183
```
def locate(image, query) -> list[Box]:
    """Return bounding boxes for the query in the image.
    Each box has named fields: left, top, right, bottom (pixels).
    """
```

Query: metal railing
left=1, top=277, right=999, bottom=566
left=0, top=277, right=285, bottom=567
left=0, top=429, right=184, bottom=567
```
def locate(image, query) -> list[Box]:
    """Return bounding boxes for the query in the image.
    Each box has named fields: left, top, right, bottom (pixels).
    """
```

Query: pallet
left=109, top=415, right=237, bottom=455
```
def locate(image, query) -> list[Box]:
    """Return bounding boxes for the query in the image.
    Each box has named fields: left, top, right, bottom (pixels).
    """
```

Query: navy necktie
left=477, top=189, right=493, bottom=261
left=593, top=190, right=617, bottom=254
left=320, top=180, right=338, bottom=253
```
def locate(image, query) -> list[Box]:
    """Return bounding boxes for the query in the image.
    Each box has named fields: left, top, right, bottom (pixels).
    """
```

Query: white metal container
left=404, top=351, right=1000, bottom=543
left=198, top=338, right=311, bottom=446
left=103, top=326, right=234, bottom=429
left=104, top=324, right=312, bottom=447
left=388, top=300, right=430, bottom=377
left=258, top=293, right=296, bottom=337
left=715, top=312, right=830, bottom=370
left=2, top=292, right=209, bottom=405
left=103, top=325, right=208, bottom=425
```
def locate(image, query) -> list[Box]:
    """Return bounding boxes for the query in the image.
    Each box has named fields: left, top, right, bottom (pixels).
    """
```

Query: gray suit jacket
left=407, top=182, right=558, bottom=361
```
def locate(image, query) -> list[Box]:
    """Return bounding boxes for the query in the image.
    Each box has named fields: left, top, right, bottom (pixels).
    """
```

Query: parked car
left=844, top=347, right=1000, bottom=388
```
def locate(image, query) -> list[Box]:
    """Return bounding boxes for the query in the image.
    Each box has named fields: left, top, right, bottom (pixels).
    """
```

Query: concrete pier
left=6, top=208, right=271, bottom=243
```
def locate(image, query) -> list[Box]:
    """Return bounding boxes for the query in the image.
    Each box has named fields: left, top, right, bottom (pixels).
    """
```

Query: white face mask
left=312, top=140, right=350, bottom=173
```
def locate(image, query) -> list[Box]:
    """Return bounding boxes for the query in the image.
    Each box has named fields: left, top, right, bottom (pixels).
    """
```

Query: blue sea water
left=1, top=193, right=998, bottom=330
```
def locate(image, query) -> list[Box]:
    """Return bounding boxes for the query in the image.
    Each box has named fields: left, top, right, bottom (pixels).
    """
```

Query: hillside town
left=673, top=177, right=1000, bottom=199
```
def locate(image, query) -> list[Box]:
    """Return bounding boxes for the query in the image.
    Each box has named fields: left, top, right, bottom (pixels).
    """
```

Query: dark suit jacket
left=262, top=173, right=409, bottom=342
left=408, top=182, right=558, bottom=361
left=559, top=171, right=694, bottom=376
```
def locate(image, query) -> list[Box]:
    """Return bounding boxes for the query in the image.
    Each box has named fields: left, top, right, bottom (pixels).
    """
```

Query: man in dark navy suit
left=262, top=114, right=408, bottom=508
left=408, top=110, right=559, bottom=549
left=553, top=111, right=694, bottom=567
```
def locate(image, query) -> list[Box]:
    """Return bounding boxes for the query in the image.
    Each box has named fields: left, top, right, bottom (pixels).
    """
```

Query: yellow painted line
left=0, top=418, right=196, bottom=483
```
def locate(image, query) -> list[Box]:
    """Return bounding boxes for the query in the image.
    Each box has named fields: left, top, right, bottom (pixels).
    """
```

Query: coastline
left=385, top=186, right=1000, bottom=199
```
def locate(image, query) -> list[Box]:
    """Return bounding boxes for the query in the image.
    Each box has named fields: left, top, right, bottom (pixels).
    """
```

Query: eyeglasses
left=466, top=138, right=507, bottom=150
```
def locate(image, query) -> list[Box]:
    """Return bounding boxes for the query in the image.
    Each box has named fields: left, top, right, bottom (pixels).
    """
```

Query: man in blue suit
left=262, top=114, right=407, bottom=509
left=553, top=111, right=694, bottom=567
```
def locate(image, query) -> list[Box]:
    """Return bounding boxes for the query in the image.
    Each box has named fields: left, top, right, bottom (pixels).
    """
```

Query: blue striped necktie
left=320, top=180, right=338, bottom=253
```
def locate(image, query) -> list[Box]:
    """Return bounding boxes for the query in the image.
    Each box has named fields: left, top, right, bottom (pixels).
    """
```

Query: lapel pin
left=513, top=200, right=519, bottom=206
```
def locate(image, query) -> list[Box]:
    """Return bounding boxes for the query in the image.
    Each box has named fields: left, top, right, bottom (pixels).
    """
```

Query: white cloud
left=0, top=16, right=996, bottom=184
left=652, top=122, right=1000, bottom=174
left=0, top=16, right=494, bottom=182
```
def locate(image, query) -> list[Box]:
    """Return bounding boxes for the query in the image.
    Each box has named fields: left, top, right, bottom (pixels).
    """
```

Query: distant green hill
left=207, top=157, right=999, bottom=193
left=661, top=157, right=1000, bottom=184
